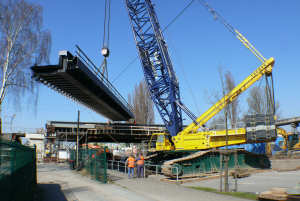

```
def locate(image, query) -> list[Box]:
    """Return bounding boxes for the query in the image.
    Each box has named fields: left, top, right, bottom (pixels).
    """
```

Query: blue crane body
left=125, top=0, right=183, bottom=137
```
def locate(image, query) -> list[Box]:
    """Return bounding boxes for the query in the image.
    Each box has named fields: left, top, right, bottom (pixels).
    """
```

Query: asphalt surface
left=183, top=170, right=300, bottom=194
left=37, top=163, right=247, bottom=201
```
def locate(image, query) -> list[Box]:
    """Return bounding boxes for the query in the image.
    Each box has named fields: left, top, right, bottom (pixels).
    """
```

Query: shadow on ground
left=108, top=175, right=124, bottom=182
left=37, top=184, right=67, bottom=201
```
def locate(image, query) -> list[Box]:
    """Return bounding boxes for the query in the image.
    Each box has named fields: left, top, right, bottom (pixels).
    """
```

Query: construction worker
left=126, top=155, right=135, bottom=178
left=136, top=153, right=145, bottom=178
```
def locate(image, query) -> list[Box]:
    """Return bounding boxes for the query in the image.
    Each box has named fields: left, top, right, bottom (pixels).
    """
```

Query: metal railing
left=75, top=45, right=133, bottom=113
left=107, top=160, right=127, bottom=173
left=107, top=160, right=179, bottom=181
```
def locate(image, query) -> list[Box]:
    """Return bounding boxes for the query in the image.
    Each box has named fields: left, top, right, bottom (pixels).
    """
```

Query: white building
left=25, top=133, right=45, bottom=162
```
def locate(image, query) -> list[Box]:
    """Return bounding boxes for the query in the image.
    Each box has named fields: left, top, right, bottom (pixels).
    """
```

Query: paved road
left=37, top=163, right=247, bottom=201
left=183, top=170, right=300, bottom=194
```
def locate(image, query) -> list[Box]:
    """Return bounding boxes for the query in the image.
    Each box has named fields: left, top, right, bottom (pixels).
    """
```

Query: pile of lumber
left=259, top=188, right=300, bottom=201
left=259, top=188, right=287, bottom=200
left=230, top=168, right=251, bottom=178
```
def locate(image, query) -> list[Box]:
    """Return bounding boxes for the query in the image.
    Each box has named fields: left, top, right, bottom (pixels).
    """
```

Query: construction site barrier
left=69, top=148, right=107, bottom=183
left=106, top=160, right=179, bottom=181
left=0, top=139, right=37, bottom=201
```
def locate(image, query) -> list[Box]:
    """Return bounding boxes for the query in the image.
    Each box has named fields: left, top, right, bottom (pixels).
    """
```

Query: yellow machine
left=279, top=130, right=300, bottom=151
left=126, top=0, right=279, bottom=177
left=153, top=3, right=277, bottom=152
left=155, top=54, right=274, bottom=151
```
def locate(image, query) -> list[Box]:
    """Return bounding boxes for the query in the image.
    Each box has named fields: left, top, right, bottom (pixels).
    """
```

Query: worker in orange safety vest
left=126, top=155, right=135, bottom=178
left=136, top=153, right=145, bottom=178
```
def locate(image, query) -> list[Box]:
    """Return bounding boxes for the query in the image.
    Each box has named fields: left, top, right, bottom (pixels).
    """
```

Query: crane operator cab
left=149, top=133, right=174, bottom=151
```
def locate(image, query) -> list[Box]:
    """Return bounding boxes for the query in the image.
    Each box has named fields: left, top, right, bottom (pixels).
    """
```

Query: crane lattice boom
left=125, top=0, right=183, bottom=136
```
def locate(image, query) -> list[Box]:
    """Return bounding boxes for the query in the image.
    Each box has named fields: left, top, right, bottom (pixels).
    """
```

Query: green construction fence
left=171, top=150, right=271, bottom=175
left=69, top=148, right=107, bottom=183
left=0, top=139, right=37, bottom=201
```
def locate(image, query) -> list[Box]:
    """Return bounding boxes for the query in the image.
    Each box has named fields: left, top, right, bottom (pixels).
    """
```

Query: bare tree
left=247, top=86, right=266, bottom=114
left=246, top=86, right=279, bottom=114
left=0, top=0, right=51, bottom=133
left=246, top=86, right=280, bottom=117
left=224, top=71, right=239, bottom=128
left=207, top=70, right=239, bottom=129
left=128, top=80, right=154, bottom=124
left=218, top=68, right=230, bottom=192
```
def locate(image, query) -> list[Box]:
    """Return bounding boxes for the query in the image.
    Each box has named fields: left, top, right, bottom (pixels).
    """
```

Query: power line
left=111, top=57, right=138, bottom=83
left=166, top=34, right=201, bottom=115
left=162, top=0, right=195, bottom=32
left=111, top=0, right=196, bottom=83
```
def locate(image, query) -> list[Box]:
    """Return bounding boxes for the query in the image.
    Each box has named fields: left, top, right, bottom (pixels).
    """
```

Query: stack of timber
left=230, top=168, right=251, bottom=178
left=259, top=188, right=288, bottom=201
left=258, top=188, right=300, bottom=201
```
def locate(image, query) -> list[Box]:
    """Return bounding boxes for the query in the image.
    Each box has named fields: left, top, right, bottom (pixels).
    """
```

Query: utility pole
left=234, top=150, right=238, bottom=192
left=224, top=106, right=229, bottom=192
left=76, top=110, right=80, bottom=169
left=219, top=152, right=223, bottom=192
left=219, top=68, right=229, bottom=192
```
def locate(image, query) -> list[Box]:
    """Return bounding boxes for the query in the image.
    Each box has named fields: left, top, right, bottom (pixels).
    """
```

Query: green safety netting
left=69, top=148, right=107, bottom=183
left=172, top=150, right=271, bottom=175
left=0, top=139, right=37, bottom=201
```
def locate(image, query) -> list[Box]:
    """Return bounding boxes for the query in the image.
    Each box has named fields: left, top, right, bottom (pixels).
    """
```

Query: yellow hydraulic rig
left=154, top=1, right=277, bottom=152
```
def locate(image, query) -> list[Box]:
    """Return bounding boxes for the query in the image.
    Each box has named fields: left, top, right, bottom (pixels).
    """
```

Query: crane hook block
left=101, top=47, right=110, bottom=58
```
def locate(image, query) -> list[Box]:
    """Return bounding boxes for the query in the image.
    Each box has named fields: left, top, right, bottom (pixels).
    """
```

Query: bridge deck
left=46, top=121, right=167, bottom=143
left=275, top=117, right=300, bottom=127
left=31, top=50, right=133, bottom=121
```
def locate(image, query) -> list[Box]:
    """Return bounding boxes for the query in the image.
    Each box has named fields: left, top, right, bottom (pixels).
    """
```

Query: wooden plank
left=259, top=188, right=288, bottom=201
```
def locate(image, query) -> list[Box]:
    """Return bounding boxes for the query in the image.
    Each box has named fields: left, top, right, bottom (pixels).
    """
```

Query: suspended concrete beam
left=275, top=116, right=300, bottom=127
left=31, top=50, right=134, bottom=121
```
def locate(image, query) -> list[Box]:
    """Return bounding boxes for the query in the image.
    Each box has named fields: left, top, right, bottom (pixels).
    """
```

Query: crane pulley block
left=245, top=114, right=277, bottom=143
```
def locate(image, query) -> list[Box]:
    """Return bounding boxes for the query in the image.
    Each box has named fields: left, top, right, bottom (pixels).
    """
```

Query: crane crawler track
left=160, top=150, right=271, bottom=178
left=161, top=150, right=210, bottom=177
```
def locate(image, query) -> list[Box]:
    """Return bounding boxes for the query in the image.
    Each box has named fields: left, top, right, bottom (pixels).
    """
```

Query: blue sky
left=4, top=0, right=300, bottom=132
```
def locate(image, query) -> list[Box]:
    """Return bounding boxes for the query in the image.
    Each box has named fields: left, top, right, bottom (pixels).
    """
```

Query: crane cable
left=198, top=0, right=275, bottom=115
left=197, top=0, right=266, bottom=63
left=103, top=0, right=111, bottom=49
left=98, top=0, right=111, bottom=79
left=111, top=0, right=196, bottom=83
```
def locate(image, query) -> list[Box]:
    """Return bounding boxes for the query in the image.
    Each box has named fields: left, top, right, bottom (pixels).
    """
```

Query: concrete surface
left=37, top=163, right=247, bottom=201
left=38, top=163, right=152, bottom=201
left=271, top=158, right=300, bottom=171
left=114, top=175, right=246, bottom=201
left=183, top=170, right=300, bottom=194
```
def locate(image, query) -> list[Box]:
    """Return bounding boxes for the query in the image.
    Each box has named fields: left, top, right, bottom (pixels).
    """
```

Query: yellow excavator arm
left=180, top=1, right=275, bottom=135
left=160, top=31, right=275, bottom=151
left=181, top=57, right=274, bottom=135
left=156, top=54, right=274, bottom=151
left=154, top=1, right=277, bottom=151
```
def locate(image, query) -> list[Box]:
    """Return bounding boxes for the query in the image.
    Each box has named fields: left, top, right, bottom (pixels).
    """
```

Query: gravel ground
left=37, top=163, right=248, bottom=201
left=182, top=170, right=300, bottom=194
